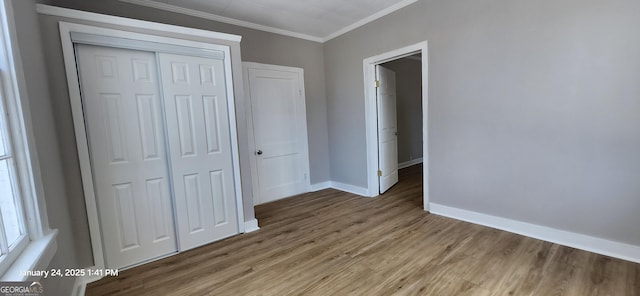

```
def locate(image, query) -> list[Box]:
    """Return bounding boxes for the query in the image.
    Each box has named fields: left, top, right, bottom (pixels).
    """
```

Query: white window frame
left=0, top=0, right=57, bottom=281
left=0, top=80, right=30, bottom=274
left=0, top=80, right=30, bottom=275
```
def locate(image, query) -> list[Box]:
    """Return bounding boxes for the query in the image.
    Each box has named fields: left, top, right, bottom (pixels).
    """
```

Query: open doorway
left=379, top=54, right=423, bottom=193
left=363, top=41, right=429, bottom=211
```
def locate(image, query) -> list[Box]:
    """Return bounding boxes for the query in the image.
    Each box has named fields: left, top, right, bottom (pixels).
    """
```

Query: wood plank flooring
left=87, top=164, right=640, bottom=295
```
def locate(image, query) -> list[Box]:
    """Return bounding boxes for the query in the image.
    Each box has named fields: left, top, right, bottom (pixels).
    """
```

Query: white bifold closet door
left=76, top=45, right=239, bottom=269
left=76, top=45, right=178, bottom=268
left=158, top=53, right=239, bottom=250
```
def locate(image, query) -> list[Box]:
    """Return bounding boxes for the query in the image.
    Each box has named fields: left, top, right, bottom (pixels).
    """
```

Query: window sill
left=1, top=230, right=58, bottom=281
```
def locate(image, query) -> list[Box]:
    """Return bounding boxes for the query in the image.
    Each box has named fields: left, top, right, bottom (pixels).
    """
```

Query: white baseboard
left=308, top=181, right=369, bottom=196
left=329, top=181, right=370, bottom=197
left=429, top=203, right=640, bottom=264
left=244, top=219, right=260, bottom=233
left=310, top=181, right=331, bottom=192
left=398, top=158, right=423, bottom=169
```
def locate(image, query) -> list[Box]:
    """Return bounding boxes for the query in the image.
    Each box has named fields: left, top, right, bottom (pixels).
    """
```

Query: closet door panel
left=159, top=53, right=239, bottom=250
left=75, top=45, right=178, bottom=269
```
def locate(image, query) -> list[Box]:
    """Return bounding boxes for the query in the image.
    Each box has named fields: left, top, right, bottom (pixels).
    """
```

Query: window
left=0, top=78, right=28, bottom=275
left=0, top=0, right=56, bottom=280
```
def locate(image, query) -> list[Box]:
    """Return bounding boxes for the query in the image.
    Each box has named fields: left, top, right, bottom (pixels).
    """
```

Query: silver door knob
left=395, top=132, right=400, bottom=136
left=256, top=150, right=263, bottom=155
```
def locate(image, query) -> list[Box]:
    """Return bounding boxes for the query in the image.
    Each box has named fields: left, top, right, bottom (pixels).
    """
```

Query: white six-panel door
left=376, top=65, right=399, bottom=194
left=158, top=53, right=239, bottom=250
left=75, top=45, right=178, bottom=268
left=243, top=63, right=310, bottom=205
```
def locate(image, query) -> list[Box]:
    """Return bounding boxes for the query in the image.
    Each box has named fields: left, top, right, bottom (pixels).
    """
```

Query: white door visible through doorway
left=243, top=63, right=310, bottom=205
left=376, top=65, right=399, bottom=194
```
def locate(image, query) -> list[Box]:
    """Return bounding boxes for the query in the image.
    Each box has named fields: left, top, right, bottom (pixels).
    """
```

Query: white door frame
left=242, top=62, right=311, bottom=204
left=363, top=41, right=429, bottom=211
left=59, top=22, right=245, bottom=279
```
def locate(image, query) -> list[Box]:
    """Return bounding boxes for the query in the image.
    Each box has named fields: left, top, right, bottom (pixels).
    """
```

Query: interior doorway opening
left=363, top=41, right=429, bottom=211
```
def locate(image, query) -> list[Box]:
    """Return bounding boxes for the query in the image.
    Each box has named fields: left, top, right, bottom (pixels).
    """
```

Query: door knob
left=395, top=132, right=400, bottom=136
left=256, top=150, right=263, bottom=155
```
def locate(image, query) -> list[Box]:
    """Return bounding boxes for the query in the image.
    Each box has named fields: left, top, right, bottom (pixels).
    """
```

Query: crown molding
left=39, top=0, right=420, bottom=43
left=118, top=0, right=418, bottom=43
left=36, top=4, right=242, bottom=42
left=119, top=0, right=324, bottom=43
left=323, top=0, right=418, bottom=42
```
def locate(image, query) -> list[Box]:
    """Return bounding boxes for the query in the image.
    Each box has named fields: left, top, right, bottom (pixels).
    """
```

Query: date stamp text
left=20, top=268, right=119, bottom=278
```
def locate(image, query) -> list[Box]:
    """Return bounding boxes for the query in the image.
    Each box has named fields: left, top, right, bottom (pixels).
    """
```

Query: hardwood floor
left=87, top=164, right=639, bottom=295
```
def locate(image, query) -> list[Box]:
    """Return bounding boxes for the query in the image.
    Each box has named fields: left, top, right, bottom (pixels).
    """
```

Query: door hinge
left=374, top=80, right=380, bottom=88
left=377, top=170, right=382, bottom=177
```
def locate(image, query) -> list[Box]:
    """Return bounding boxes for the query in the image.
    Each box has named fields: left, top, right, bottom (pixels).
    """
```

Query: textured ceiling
left=120, top=0, right=418, bottom=42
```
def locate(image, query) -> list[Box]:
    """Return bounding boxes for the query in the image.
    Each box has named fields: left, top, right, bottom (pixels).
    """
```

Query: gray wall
left=324, top=0, right=640, bottom=246
left=9, top=0, right=77, bottom=295
left=381, top=57, right=423, bottom=164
